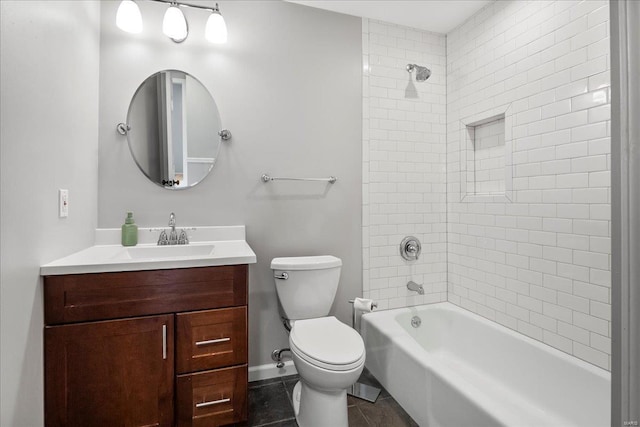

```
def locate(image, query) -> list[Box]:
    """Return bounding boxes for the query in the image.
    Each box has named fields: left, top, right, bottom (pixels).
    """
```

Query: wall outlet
left=59, top=189, right=69, bottom=218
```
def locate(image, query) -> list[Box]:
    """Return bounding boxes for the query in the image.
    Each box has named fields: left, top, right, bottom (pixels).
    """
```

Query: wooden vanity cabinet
left=44, top=265, right=248, bottom=427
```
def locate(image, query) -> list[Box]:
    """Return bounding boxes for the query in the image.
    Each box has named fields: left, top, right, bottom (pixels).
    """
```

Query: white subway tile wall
left=362, top=19, right=448, bottom=310
left=447, top=0, right=611, bottom=369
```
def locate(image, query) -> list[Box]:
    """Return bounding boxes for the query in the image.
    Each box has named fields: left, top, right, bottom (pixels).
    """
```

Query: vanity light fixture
left=116, top=0, right=143, bottom=34
left=115, top=0, right=228, bottom=44
left=162, top=3, right=188, bottom=42
left=205, top=4, right=227, bottom=44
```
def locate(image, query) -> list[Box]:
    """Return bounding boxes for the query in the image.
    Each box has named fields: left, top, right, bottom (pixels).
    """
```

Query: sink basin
left=120, top=244, right=215, bottom=260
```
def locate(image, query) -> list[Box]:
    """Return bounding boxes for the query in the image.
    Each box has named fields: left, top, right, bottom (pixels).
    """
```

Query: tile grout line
left=253, top=418, right=297, bottom=427
left=355, top=403, right=373, bottom=426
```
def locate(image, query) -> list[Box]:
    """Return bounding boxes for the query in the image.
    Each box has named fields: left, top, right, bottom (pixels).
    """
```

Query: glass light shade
left=162, top=5, right=188, bottom=41
left=205, top=12, right=227, bottom=44
left=116, top=0, right=143, bottom=34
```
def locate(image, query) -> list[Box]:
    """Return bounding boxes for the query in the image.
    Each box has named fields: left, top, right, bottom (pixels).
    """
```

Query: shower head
left=406, top=64, right=432, bottom=82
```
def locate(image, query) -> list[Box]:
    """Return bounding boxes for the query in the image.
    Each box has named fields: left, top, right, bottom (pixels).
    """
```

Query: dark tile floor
left=246, top=368, right=418, bottom=427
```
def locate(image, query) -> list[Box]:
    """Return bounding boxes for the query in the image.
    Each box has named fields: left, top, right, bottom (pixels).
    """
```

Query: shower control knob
left=400, top=236, right=421, bottom=261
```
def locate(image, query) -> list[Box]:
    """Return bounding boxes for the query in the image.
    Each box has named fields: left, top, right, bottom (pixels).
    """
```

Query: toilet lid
left=289, top=317, right=365, bottom=369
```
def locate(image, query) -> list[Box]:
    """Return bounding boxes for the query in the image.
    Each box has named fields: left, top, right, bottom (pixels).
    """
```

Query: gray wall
left=98, top=1, right=362, bottom=367
left=0, top=1, right=100, bottom=425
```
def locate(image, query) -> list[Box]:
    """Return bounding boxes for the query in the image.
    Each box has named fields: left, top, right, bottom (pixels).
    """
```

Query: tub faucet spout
left=407, top=281, right=424, bottom=295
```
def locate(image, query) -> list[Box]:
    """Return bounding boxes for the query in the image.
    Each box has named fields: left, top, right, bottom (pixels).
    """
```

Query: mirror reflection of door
left=169, top=75, right=188, bottom=188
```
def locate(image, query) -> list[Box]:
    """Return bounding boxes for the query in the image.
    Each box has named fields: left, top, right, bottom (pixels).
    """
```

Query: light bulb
left=116, top=0, right=143, bottom=34
left=162, top=5, right=188, bottom=41
left=205, top=8, right=227, bottom=44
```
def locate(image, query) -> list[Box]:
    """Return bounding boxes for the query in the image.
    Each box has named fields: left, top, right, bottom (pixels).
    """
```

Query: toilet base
left=292, top=381, right=301, bottom=416
left=292, top=380, right=348, bottom=427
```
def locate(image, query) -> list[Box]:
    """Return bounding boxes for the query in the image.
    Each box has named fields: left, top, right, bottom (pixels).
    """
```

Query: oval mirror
left=126, top=70, right=222, bottom=189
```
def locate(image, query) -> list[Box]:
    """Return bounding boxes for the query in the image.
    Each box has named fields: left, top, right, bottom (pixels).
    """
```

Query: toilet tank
left=271, top=256, right=342, bottom=320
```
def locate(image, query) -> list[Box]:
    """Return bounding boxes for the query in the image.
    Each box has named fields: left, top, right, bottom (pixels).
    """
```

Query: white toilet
left=271, top=255, right=365, bottom=427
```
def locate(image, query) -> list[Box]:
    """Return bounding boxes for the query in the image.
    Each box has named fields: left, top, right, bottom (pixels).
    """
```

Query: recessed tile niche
left=460, top=105, right=513, bottom=202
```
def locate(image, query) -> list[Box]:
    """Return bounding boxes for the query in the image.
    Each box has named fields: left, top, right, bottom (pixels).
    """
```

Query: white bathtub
left=361, top=302, right=610, bottom=427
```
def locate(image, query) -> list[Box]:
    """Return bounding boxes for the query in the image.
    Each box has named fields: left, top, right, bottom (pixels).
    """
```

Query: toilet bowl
left=271, top=256, right=366, bottom=427
left=289, top=317, right=365, bottom=427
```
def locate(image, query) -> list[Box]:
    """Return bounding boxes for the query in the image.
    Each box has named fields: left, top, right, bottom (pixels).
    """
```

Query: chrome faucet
left=168, top=212, right=178, bottom=245
left=157, top=212, right=189, bottom=245
left=407, top=281, right=424, bottom=295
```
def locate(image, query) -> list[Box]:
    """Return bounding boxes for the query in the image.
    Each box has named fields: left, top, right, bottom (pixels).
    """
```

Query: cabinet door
left=45, top=315, right=174, bottom=427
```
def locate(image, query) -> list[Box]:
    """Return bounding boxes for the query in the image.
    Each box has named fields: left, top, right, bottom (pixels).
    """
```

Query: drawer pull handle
left=196, top=398, right=230, bottom=408
left=195, top=337, right=231, bottom=346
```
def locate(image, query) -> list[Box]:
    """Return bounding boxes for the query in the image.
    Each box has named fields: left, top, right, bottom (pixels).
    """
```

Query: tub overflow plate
left=411, top=316, right=422, bottom=328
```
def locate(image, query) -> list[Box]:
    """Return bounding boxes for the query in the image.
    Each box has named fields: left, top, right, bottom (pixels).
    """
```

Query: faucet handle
left=178, top=229, right=189, bottom=245
left=157, top=230, right=169, bottom=245
left=400, top=236, right=421, bottom=261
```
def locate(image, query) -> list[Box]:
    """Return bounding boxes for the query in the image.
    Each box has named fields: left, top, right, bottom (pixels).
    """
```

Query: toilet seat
left=289, top=316, right=365, bottom=371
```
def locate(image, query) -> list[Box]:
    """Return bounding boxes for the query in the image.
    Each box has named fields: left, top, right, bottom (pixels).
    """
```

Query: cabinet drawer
left=44, top=265, right=247, bottom=324
left=176, top=307, right=247, bottom=374
left=176, top=365, right=247, bottom=427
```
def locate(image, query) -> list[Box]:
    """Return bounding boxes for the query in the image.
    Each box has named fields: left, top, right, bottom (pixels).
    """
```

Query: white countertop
left=40, top=226, right=257, bottom=275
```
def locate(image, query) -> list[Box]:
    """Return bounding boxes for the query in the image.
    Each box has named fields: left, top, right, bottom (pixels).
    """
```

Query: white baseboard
left=248, top=360, right=298, bottom=382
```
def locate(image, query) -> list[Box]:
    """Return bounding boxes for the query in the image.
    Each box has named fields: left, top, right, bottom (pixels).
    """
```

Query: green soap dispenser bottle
left=121, top=212, right=138, bottom=246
